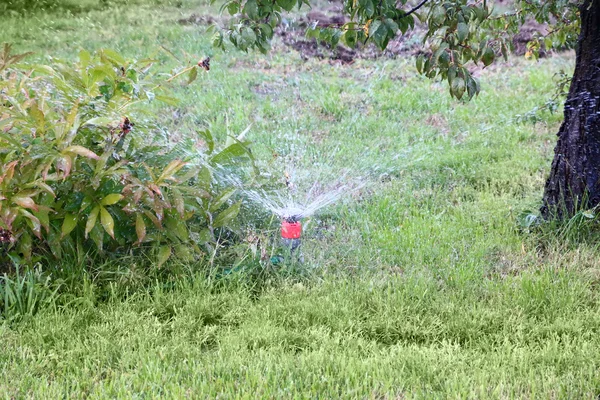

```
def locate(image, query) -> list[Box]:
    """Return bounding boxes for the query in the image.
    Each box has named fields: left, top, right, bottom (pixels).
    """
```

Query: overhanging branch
left=403, top=0, right=430, bottom=17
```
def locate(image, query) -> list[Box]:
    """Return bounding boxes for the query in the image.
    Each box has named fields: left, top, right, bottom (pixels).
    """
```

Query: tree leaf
left=100, top=206, right=115, bottom=239
left=456, top=22, right=469, bottom=43
left=344, top=29, right=358, bottom=48
left=482, top=46, right=495, bottom=66
left=451, top=77, right=466, bottom=100
left=416, top=54, right=425, bottom=74
left=276, top=0, right=296, bottom=11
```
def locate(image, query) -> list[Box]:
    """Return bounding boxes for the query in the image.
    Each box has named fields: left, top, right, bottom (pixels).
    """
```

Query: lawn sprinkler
left=281, top=215, right=302, bottom=252
left=271, top=214, right=304, bottom=265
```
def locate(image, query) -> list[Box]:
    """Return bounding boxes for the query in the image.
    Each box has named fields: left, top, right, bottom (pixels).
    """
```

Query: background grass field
left=2, top=0, right=600, bottom=398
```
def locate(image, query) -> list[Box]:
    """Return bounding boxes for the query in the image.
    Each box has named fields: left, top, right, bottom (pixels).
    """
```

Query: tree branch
left=403, top=0, right=430, bottom=18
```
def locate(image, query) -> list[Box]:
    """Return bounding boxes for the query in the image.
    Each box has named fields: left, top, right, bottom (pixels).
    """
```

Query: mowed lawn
left=2, top=0, right=600, bottom=398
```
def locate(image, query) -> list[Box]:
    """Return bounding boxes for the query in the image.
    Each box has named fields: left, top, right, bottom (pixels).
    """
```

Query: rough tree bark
left=541, top=0, right=600, bottom=218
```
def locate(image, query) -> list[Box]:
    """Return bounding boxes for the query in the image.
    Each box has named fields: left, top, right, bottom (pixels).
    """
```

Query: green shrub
left=0, top=44, right=256, bottom=268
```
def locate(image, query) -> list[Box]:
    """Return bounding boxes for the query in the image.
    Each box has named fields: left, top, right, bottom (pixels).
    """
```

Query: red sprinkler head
left=281, top=220, right=302, bottom=239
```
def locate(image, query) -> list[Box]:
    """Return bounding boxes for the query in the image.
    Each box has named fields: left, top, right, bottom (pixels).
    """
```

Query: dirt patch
left=425, top=113, right=450, bottom=137
left=512, top=20, right=549, bottom=56
left=178, top=13, right=218, bottom=26
left=277, top=9, right=424, bottom=64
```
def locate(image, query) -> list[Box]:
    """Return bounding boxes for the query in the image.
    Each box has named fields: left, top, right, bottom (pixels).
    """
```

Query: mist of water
left=245, top=171, right=365, bottom=221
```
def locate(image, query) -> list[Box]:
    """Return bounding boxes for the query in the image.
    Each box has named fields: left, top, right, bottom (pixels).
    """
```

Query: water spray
left=247, top=168, right=365, bottom=265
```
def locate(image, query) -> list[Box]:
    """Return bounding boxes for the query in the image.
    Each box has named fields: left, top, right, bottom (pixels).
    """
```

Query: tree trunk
left=541, top=0, right=600, bottom=218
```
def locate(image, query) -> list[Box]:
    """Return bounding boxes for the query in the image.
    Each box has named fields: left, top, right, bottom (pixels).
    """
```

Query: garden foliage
left=0, top=44, right=255, bottom=267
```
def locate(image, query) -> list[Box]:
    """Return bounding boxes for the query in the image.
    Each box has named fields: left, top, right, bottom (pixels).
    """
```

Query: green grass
left=3, top=0, right=600, bottom=398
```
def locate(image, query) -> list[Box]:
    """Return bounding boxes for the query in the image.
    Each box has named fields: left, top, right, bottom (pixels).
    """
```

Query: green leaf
left=306, top=27, right=320, bottom=40
left=213, top=201, right=241, bottom=228
left=482, top=46, right=495, bottom=66
left=277, top=0, right=296, bottom=11
left=359, top=0, right=374, bottom=17
left=100, top=206, right=115, bottom=239
left=210, top=188, right=237, bottom=212
left=165, top=215, right=189, bottom=241
left=61, top=213, right=78, bottom=238
left=157, top=245, right=171, bottom=268
left=198, top=129, right=215, bottom=154
left=187, top=67, right=198, bottom=85
left=159, top=160, right=186, bottom=182
left=466, top=75, right=480, bottom=99
left=155, top=95, right=180, bottom=106
left=198, top=228, right=214, bottom=244
left=456, top=22, right=469, bottom=43
left=28, top=101, right=45, bottom=134
left=385, top=19, right=398, bottom=34
left=100, top=194, right=123, bottom=206
left=135, top=213, right=146, bottom=244
left=243, top=0, right=258, bottom=18
left=90, top=224, right=104, bottom=252
left=35, top=209, right=50, bottom=233
left=63, top=145, right=100, bottom=160
left=451, top=77, right=466, bottom=100
left=83, top=117, right=116, bottom=127
left=20, top=209, right=42, bottom=239
left=13, top=196, right=38, bottom=212
left=78, top=49, right=91, bottom=67
left=343, top=29, right=358, bottom=48
left=369, top=20, right=391, bottom=50
left=172, top=188, right=185, bottom=218
left=448, top=65, right=457, bottom=84
left=431, top=5, right=446, bottom=25
left=101, top=48, right=126, bottom=65
left=19, top=232, right=32, bottom=261
left=241, top=28, right=257, bottom=47
left=416, top=54, right=425, bottom=74
left=174, top=244, right=194, bottom=262
left=210, top=142, right=251, bottom=165
left=85, top=206, right=100, bottom=238
left=433, top=42, right=449, bottom=64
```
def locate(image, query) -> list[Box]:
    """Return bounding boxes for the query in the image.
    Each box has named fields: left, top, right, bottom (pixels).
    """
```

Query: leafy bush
left=0, top=44, right=256, bottom=268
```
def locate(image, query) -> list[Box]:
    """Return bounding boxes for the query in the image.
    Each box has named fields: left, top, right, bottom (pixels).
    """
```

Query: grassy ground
left=3, top=0, right=600, bottom=398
